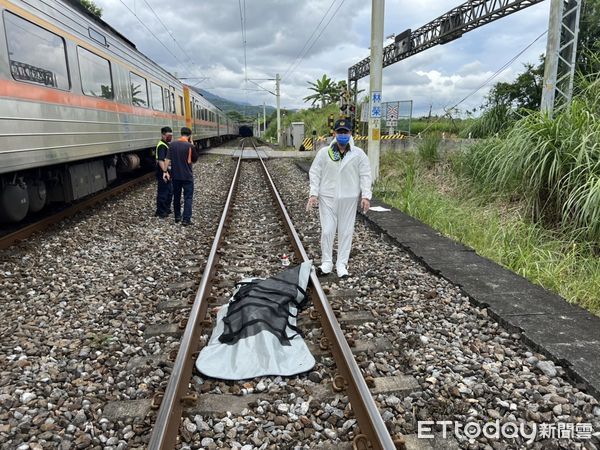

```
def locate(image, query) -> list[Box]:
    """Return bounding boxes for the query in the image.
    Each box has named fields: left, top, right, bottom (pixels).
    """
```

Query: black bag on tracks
left=195, top=261, right=315, bottom=380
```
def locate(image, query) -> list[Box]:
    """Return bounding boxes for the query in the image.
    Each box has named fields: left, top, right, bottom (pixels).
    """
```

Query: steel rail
left=255, top=151, right=396, bottom=449
left=148, top=150, right=243, bottom=449
left=0, top=172, right=154, bottom=251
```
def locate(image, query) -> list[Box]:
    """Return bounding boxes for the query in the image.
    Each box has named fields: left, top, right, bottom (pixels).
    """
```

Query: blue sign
left=372, top=91, right=382, bottom=104
left=371, top=106, right=381, bottom=118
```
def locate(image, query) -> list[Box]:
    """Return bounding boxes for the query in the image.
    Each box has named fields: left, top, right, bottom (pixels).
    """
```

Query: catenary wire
left=139, top=0, right=206, bottom=78
left=116, top=0, right=183, bottom=66
left=281, top=0, right=339, bottom=81
left=414, top=29, right=548, bottom=135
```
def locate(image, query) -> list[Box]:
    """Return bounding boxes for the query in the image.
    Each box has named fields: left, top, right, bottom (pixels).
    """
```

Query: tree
left=329, top=80, right=365, bottom=103
left=481, top=2, right=600, bottom=113
left=303, top=74, right=336, bottom=108
left=577, top=0, right=600, bottom=74
left=80, top=0, right=102, bottom=17
left=486, top=60, right=544, bottom=111
left=226, top=110, right=254, bottom=123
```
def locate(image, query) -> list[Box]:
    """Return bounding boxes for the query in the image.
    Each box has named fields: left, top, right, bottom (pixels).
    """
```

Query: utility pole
left=367, top=0, right=384, bottom=181
left=257, top=112, right=261, bottom=137
left=263, top=102, right=266, bottom=136
left=540, top=0, right=581, bottom=117
left=276, top=73, right=281, bottom=145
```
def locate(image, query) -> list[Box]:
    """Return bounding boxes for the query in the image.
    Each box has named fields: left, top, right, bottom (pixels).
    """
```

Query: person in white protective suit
left=306, top=119, right=372, bottom=278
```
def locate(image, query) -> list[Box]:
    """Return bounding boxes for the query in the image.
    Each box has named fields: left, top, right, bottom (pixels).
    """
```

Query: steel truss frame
left=348, top=0, right=546, bottom=82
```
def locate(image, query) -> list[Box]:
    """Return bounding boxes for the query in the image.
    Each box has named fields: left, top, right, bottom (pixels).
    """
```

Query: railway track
left=146, top=138, right=399, bottom=449
left=2, top=146, right=597, bottom=449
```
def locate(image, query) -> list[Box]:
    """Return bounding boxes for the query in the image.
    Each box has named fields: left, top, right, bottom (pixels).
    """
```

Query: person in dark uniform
left=163, top=127, right=197, bottom=226
left=155, top=126, right=173, bottom=218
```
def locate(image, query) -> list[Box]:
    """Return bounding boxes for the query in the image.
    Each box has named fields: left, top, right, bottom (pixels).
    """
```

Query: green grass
left=456, top=83, right=600, bottom=242
left=459, top=104, right=518, bottom=139
left=262, top=106, right=473, bottom=140
left=410, top=118, right=472, bottom=136
left=417, top=132, right=441, bottom=167
left=264, top=104, right=340, bottom=141
left=375, top=151, right=600, bottom=315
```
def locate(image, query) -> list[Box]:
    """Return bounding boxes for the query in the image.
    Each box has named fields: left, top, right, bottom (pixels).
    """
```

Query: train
left=0, top=0, right=238, bottom=222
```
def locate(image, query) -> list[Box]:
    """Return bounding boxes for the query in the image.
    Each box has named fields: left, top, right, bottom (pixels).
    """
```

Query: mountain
left=191, top=87, right=276, bottom=118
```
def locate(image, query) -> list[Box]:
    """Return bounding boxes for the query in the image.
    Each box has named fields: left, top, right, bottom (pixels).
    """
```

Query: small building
left=289, top=122, right=305, bottom=150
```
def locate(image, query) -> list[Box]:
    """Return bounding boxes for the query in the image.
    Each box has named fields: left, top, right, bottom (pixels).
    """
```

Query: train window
left=129, top=72, right=148, bottom=107
left=77, top=47, right=113, bottom=99
left=88, top=28, right=107, bottom=47
left=3, top=11, right=70, bottom=90
left=150, top=82, right=163, bottom=111
left=179, top=96, right=184, bottom=116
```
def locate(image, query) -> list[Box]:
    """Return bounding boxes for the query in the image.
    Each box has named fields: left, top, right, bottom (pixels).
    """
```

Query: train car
left=185, top=85, right=235, bottom=149
left=0, top=0, right=237, bottom=222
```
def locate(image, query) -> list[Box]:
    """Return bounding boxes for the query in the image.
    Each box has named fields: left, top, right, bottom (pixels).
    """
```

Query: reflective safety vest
left=327, top=143, right=349, bottom=161
left=155, top=140, right=169, bottom=160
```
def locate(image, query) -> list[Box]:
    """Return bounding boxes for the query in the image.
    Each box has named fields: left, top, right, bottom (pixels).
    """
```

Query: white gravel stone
left=183, top=418, right=196, bottom=433
left=200, top=437, right=214, bottom=447
left=277, top=403, right=289, bottom=413
left=323, top=429, right=337, bottom=440
left=20, top=392, right=36, bottom=404
left=537, top=360, right=557, bottom=377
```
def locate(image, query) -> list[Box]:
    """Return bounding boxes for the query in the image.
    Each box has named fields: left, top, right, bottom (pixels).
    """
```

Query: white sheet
left=195, top=261, right=315, bottom=380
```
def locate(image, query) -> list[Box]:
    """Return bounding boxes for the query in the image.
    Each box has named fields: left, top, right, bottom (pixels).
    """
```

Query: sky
left=92, top=0, right=551, bottom=117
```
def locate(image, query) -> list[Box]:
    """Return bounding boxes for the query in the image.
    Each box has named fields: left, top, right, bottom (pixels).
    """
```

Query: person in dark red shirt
left=163, top=127, right=197, bottom=225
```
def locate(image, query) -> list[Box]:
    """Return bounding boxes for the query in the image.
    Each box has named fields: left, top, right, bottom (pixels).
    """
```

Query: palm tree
left=303, top=74, right=336, bottom=108
left=331, top=80, right=365, bottom=103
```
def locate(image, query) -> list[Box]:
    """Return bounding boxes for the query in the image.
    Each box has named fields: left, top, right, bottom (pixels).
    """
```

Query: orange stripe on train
left=0, top=78, right=179, bottom=120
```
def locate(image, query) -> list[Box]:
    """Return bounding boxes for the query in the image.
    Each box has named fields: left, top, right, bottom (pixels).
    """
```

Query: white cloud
left=93, top=0, right=550, bottom=116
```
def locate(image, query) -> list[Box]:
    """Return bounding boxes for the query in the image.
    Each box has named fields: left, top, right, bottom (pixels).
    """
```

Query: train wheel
left=27, top=180, right=47, bottom=213
left=0, top=182, right=29, bottom=222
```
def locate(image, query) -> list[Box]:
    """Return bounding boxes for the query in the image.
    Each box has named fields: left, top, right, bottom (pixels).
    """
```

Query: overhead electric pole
left=276, top=73, right=281, bottom=145
left=263, top=102, right=266, bottom=136
left=540, top=0, right=581, bottom=117
left=367, top=0, right=384, bottom=182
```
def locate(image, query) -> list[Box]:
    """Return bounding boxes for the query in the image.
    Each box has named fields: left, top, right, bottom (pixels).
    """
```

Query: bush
left=458, top=75, right=600, bottom=242
left=417, top=133, right=441, bottom=167
left=460, top=104, right=518, bottom=139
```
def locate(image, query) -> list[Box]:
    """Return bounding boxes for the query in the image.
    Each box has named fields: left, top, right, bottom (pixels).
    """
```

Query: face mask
left=336, top=133, right=350, bottom=146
